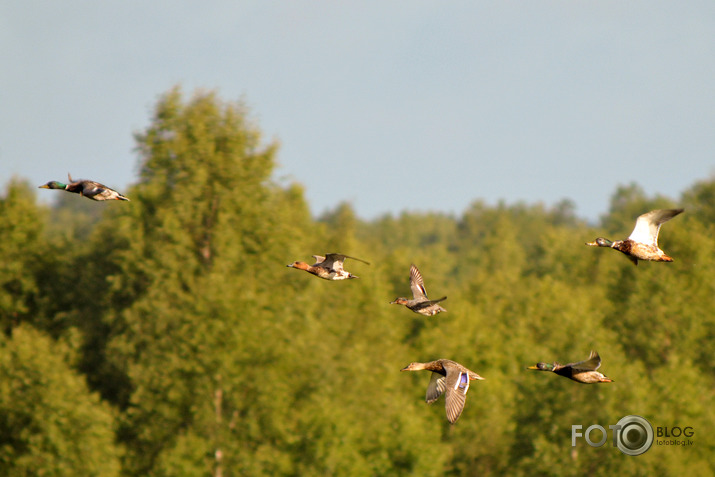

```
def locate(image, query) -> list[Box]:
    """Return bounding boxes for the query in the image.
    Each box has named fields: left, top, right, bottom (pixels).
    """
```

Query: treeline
left=1, top=87, right=713, bottom=476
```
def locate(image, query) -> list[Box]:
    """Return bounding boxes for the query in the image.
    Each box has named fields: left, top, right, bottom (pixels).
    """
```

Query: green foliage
left=0, top=179, right=46, bottom=331
left=681, top=175, right=715, bottom=225
left=0, top=325, right=121, bottom=476
left=1, top=87, right=713, bottom=476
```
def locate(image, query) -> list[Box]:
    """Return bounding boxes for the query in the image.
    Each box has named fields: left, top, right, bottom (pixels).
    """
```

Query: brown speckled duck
left=401, top=359, right=484, bottom=424
left=528, top=350, right=613, bottom=384
left=390, top=264, right=446, bottom=316
left=287, top=253, right=369, bottom=280
left=39, top=174, right=130, bottom=201
left=586, top=209, right=683, bottom=265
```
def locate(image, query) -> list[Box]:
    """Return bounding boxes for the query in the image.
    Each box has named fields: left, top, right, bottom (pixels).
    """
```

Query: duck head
left=400, top=362, right=428, bottom=372
left=585, top=237, right=613, bottom=247
left=39, top=181, right=67, bottom=190
left=286, top=261, right=310, bottom=270
left=528, top=362, right=555, bottom=372
left=390, top=297, right=409, bottom=305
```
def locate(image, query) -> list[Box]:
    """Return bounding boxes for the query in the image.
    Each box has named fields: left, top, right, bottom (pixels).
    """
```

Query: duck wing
left=444, top=365, right=470, bottom=424
left=425, top=372, right=446, bottom=404
left=339, top=254, right=370, bottom=265
left=568, top=350, right=602, bottom=372
left=81, top=180, right=110, bottom=195
left=322, top=253, right=370, bottom=271
left=64, top=173, right=85, bottom=193
left=311, top=255, right=326, bottom=266
left=409, top=264, right=429, bottom=300
left=628, top=209, right=683, bottom=246
left=67, top=174, right=107, bottom=196
left=409, top=298, right=447, bottom=313
left=320, top=254, right=345, bottom=271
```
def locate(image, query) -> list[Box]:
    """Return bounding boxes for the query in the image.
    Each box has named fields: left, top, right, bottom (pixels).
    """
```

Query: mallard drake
left=390, top=264, right=446, bottom=316
left=287, top=253, right=369, bottom=280
left=586, top=209, right=683, bottom=265
left=527, top=350, right=613, bottom=384
left=39, top=174, right=130, bottom=201
left=401, top=359, right=484, bottom=424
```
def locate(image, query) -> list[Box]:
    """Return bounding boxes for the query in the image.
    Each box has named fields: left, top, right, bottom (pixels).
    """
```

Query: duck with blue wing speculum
left=401, top=359, right=484, bottom=424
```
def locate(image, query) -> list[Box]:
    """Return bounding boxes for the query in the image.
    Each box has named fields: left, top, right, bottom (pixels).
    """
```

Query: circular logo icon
left=615, top=415, right=654, bottom=456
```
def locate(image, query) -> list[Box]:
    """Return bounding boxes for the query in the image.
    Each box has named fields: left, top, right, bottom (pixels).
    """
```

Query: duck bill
left=38, top=184, right=49, bottom=189
left=585, top=241, right=598, bottom=246
left=527, top=365, right=540, bottom=370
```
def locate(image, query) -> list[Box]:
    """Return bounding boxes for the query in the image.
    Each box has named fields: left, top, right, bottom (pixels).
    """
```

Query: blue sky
left=2, top=1, right=714, bottom=221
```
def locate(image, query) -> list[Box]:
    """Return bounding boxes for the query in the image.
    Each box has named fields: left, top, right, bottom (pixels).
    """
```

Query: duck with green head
left=586, top=208, right=683, bottom=265
left=528, top=350, right=613, bottom=384
left=39, top=174, right=130, bottom=201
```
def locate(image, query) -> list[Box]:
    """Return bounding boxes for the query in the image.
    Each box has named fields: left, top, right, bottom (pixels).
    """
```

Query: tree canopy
left=0, top=87, right=712, bottom=476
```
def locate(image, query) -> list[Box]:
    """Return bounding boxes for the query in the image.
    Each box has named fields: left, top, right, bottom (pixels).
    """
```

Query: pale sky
left=2, top=1, right=714, bottom=220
